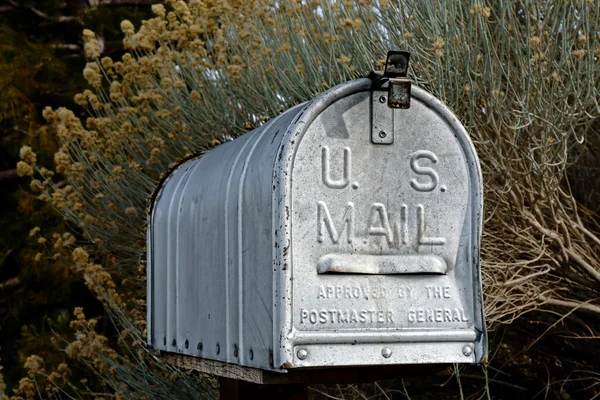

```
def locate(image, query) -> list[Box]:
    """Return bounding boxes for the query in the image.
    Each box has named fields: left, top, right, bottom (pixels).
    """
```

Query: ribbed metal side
left=149, top=105, right=305, bottom=370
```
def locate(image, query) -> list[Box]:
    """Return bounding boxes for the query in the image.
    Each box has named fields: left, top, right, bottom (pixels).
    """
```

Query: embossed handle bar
left=317, top=254, right=447, bottom=275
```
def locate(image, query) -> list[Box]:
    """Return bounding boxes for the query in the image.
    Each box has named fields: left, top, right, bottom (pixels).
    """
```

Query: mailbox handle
left=317, top=254, right=447, bottom=275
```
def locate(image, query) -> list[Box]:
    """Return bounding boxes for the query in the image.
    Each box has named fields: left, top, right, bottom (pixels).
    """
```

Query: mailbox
left=148, top=56, right=486, bottom=372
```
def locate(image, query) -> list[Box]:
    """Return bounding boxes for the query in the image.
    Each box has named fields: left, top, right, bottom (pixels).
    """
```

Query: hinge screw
left=382, top=347, right=392, bottom=358
left=462, top=345, right=473, bottom=357
left=297, top=349, right=308, bottom=360
left=379, top=95, right=387, bottom=103
left=378, top=130, right=387, bottom=139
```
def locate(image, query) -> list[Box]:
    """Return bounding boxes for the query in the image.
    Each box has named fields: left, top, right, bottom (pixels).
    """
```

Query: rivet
left=197, top=342, right=203, bottom=351
left=185, top=339, right=189, bottom=349
left=163, top=337, right=166, bottom=346
left=379, top=95, right=387, bottom=103
left=382, top=347, right=392, bottom=358
left=171, top=339, right=176, bottom=347
left=297, top=349, right=308, bottom=360
left=234, top=344, right=239, bottom=358
left=216, top=343, right=220, bottom=355
left=462, top=345, right=473, bottom=357
left=249, top=349, right=254, bottom=360
left=378, top=130, right=387, bottom=138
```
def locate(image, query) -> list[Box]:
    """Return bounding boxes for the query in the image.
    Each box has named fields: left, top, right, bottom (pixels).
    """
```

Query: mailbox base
left=163, top=352, right=449, bottom=385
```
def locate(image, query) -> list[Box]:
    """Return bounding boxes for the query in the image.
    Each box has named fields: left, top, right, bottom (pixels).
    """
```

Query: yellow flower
left=16, top=377, right=36, bottom=397
left=121, top=20, right=135, bottom=35
left=82, top=29, right=95, bottom=41
left=470, top=3, right=489, bottom=18
left=101, top=56, right=114, bottom=70
left=54, top=151, right=71, bottom=174
left=29, top=227, right=41, bottom=237
left=16, top=161, right=34, bottom=177
left=83, top=63, right=102, bottom=88
left=24, top=355, right=44, bottom=374
left=432, top=36, right=444, bottom=56
left=529, top=36, right=541, bottom=48
left=82, top=30, right=101, bottom=59
left=341, top=18, right=361, bottom=29
left=152, top=4, right=166, bottom=17
left=573, top=49, right=586, bottom=59
left=29, top=179, right=44, bottom=193
left=19, top=146, right=37, bottom=165
left=72, top=247, right=89, bottom=269
left=337, top=55, right=351, bottom=65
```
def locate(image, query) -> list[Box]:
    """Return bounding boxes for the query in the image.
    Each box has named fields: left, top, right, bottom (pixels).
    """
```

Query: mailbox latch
left=371, top=51, right=411, bottom=145
left=383, top=50, right=411, bottom=109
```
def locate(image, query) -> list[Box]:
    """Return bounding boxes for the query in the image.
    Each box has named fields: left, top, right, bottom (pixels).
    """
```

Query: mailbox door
left=275, top=79, right=485, bottom=368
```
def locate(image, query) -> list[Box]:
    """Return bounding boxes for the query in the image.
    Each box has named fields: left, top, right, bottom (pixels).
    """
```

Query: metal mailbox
left=148, top=62, right=486, bottom=372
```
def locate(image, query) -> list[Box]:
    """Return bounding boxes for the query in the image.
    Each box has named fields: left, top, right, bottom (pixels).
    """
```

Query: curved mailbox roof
left=148, top=78, right=486, bottom=371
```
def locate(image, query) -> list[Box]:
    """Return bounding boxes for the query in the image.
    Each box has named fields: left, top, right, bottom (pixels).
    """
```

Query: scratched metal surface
left=148, top=78, right=486, bottom=372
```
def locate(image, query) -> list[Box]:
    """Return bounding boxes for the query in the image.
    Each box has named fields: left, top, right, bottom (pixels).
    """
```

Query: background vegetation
left=1, top=0, right=599, bottom=398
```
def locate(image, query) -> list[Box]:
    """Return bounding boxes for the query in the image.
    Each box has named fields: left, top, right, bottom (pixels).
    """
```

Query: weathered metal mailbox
left=148, top=54, right=486, bottom=374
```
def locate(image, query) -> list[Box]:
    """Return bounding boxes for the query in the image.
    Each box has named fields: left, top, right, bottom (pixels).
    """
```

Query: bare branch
left=3, top=0, right=83, bottom=24
left=95, top=0, right=156, bottom=6
left=0, top=169, right=17, bottom=180
left=50, top=43, right=81, bottom=51
left=541, top=296, right=600, bottom=315
left=0, top=277, right=20, bottom=291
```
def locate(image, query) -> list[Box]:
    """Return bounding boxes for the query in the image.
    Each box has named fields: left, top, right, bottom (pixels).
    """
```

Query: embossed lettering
left=318, top=287, right=326, bottom=299
left=322, top=146, right=351, bottom=189
left=410, top=150, right=439, bottom=192
left=417, top=204, right=445, bottom=245
left=367, top=203, right=393, bottom=245
left=426, top=286, right=451, bottom=298
left=317, top=201, right=354, bottom=244
left=408, top=308, right=468, bottom=323
left=319, top=311, right=328, bottom=323
left=300, top=308, right=394, bottom=324
left=316, top=285, right=396, bottom=300
left=300, top=309, right=308, bottom=323
left=400, top=204, right=408, bottom=244
left=397, top=287, right=413, bottom=298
